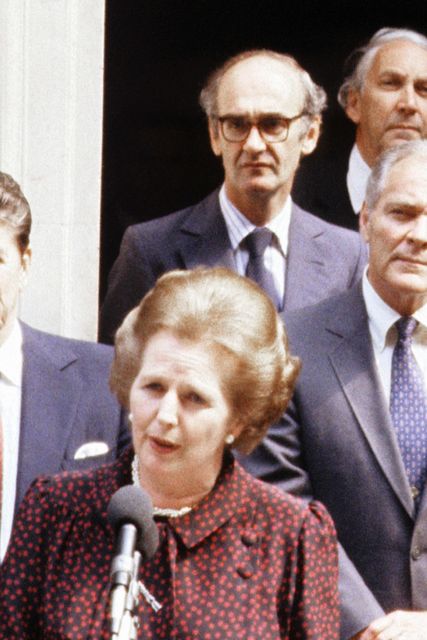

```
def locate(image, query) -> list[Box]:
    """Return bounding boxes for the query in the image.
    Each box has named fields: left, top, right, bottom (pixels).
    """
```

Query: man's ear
left=345, top=88, right=362, bottom=125
left=208, top=119, right=222, bottom=157
left=300, top=115, right=321, bottom=157
left=359, top=202, right=371, bottom=242
left=19, top=246, right=32, bottom=290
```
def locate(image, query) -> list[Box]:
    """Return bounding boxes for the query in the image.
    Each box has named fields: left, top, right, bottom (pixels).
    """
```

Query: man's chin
left=392, top=270, right=427, bottom=295
left=243, top=177, right=281, bottom=196
left=383, top=129, right=422, bottom=150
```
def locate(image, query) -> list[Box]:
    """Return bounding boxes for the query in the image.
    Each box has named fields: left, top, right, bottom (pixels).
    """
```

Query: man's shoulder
left=283, top=284, right=365, bottom=345
left=21, top=322, right=113, bottom=367
left=292, top=202, right=360, bottom=242
left=123, top=189, right=221, bottom=240
left=290, top=203, right=367, bottom=277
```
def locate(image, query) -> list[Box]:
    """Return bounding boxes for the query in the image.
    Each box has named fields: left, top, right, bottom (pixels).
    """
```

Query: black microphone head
left=107, top=485, right=159, bottom=559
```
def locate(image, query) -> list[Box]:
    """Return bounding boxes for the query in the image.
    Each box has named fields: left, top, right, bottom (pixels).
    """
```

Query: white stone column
left=0, top=0, right=105, bottom=340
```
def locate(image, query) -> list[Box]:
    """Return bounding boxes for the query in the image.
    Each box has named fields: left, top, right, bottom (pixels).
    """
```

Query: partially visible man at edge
left=0, top=172, right=130, bottom=562
left=100, top=49, right=367, bottom=343
left=293, top=27, right=427, bottom=229
left=243, top=140, right=427, bottom=640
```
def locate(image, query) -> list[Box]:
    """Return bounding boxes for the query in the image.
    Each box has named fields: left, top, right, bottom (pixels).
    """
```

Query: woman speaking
left=0, top=267, right=339, bottom=639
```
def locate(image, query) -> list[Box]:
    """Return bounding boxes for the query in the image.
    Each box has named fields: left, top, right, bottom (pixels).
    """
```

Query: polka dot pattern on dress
left=0, top=447, right=339, bottom=639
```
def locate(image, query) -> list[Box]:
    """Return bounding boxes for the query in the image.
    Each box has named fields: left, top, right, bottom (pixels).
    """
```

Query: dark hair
left=0, top=172, right=31, bottom=252
left=110, top=267, right=300, bottom=454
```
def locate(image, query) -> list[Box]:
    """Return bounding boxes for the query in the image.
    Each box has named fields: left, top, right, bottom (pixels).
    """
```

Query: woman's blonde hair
left=110, top=267, right=300, bottom=454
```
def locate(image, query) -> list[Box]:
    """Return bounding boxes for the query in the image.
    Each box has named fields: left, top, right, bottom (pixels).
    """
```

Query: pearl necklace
left=131, top=455, right=193, bottom=518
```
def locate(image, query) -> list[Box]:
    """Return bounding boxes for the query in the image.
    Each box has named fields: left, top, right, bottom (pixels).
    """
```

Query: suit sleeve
left=100, top=226, right=157, bottom=343
left=240, top=401, right=385, bottom=640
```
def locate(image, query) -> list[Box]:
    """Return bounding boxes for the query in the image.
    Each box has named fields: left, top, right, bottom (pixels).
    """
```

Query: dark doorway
left=101, top=0, right=427, bottom=303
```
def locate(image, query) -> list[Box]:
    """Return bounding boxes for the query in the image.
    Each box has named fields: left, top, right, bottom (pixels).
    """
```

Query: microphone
left=107, top=485, right=159, bottom=637
left=108, top=484, right=159, bottom=559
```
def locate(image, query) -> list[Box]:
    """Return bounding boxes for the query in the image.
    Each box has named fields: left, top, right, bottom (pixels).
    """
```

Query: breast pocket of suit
left=61, top=441, right=113, bottom=472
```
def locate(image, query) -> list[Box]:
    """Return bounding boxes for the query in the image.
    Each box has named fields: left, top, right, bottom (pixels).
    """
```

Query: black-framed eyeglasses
left=216, top=112, right=307, bottom=143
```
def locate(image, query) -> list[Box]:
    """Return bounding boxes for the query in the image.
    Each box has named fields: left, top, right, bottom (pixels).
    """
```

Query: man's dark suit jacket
left=292, top=146, right=358, bottom=230
left=100, top=189, right=367, bottom=341
left=241, top=284, right=427, bottom=639
left=16, top=322, right=130, bottom=513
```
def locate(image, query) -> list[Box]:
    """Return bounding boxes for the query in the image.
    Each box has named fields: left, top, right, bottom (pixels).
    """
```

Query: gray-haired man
left=244, top=140, right=427, bottom=639
left=293, top=27, right=427, bottom=229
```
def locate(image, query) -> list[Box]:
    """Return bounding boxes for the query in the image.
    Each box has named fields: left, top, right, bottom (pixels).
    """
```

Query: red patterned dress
left=0, top=447, right=339, bottom=639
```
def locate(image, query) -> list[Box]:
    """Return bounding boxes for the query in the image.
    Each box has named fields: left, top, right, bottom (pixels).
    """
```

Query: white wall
left=0, top=0, right=105, bottom=340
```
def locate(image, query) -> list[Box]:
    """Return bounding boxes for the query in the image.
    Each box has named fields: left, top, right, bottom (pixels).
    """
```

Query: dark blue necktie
left=390, top=316, right=427, bottom=509
left=244, top=228, right=279, bottom=308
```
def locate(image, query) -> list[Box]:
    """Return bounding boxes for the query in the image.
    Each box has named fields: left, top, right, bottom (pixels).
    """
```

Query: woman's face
left=130, top=330, right=242, bottom=499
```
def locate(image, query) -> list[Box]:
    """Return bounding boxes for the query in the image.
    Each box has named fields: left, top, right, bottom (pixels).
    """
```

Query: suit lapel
left=327, top=289, right=414, bottom=518
left=17, top=324, right=82, bottom=508
left=178, top=190, right=236, bottom=270
left=285, top=204, right=332, bottom=311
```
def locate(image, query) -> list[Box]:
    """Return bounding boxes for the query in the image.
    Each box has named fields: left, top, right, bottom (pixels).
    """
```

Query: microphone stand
left=111, top=551, right=141, bottom=640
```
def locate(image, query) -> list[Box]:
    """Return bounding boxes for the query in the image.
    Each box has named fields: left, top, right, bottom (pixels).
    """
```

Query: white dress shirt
left=0, top=321, right=23, bottom=561
left=362, top=271, right=427, bottom=404
left=347, top=144, right=371, bottom=214
left=219, top=184, right=291, bottom=308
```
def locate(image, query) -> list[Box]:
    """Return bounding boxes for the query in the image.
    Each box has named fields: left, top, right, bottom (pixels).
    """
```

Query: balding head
left=201, top=50, right=326, bottom=223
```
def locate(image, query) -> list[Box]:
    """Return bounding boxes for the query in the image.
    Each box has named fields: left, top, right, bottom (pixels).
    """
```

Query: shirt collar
left=0, top=320, right=23, bottom=386
left=168, top=454, right=247, bottom=548
left=219, top=184, right=291, bottom=256
left=362, top=269, right=427, bottom=351
left=347, top=144, right=371, bottom=214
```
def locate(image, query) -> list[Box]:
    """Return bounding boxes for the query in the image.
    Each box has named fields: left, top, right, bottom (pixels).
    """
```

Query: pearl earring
left=225, top=433, right=235, bottom=445
left=128, top=413, right=133, bottom=423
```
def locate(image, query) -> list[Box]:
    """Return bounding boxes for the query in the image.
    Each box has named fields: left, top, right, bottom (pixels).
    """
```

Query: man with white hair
left=293, top=27, right=427, bottom=229
left=244, top=139, right=427, bottom=639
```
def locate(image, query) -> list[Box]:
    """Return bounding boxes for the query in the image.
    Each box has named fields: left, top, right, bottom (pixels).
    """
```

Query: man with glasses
left=100, top=49, right=367, bottom=342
